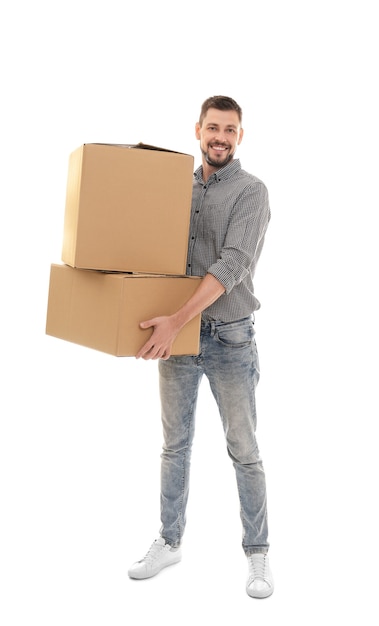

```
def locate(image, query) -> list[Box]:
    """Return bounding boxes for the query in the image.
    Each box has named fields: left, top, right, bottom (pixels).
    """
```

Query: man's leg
left=203, top=318, right=269, bottom=554
left=158, top=355, right=203, bottom=547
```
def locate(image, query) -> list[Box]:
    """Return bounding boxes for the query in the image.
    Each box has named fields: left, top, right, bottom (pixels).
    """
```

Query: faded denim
left=158, top=317, right=269, bottom=556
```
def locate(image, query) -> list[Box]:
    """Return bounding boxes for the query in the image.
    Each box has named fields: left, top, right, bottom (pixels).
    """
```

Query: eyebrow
left=206, top=123, right=238, bottom=130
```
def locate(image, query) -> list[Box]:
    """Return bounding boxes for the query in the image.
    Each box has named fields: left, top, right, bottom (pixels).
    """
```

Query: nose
left=214, top=130, right=227, bottom=143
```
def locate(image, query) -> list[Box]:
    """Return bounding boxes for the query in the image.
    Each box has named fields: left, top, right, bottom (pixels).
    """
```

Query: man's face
left=195, top=108, right=244, bottom=169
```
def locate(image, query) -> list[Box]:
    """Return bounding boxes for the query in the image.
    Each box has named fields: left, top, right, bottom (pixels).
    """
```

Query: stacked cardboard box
left=46, top=143, right=201, bottom=356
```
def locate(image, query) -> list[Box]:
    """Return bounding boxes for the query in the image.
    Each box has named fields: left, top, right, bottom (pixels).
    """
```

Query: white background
left=1, top=1, right=378, bottom=624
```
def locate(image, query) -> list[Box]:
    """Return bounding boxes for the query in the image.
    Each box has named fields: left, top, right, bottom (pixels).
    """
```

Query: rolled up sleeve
left=207, top=182, right=270, bottom=294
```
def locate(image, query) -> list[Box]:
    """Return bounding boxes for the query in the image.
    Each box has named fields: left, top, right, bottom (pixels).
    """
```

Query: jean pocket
left=214, top=320, right=254, bottom=348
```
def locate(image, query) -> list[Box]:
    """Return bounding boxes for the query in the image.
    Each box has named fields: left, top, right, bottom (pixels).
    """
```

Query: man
left=128, top=96, right=274, bottom=599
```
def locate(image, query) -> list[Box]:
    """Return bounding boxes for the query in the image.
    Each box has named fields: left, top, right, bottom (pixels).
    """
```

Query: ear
left=195, top=122, right=201, bottom=140
left=237, top=127, right=244, bottom=145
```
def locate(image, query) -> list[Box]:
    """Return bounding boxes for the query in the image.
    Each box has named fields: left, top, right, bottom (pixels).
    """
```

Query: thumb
left=139, top=319, right=155, bottom=330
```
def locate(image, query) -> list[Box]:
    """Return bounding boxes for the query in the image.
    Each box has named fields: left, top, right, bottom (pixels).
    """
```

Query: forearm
left=171, top=273, right=225, bottom=332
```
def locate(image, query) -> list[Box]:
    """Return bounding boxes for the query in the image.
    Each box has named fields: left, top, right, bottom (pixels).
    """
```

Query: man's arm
left=135, top=273, right=225, bottom=360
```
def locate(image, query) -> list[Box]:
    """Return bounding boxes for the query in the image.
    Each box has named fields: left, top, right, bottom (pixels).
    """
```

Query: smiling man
left=197, top=104, right=243, bottom=169
left=128, top=96, right=274, bottom=599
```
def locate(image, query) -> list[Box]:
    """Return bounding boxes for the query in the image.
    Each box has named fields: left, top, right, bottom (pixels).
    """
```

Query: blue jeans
left=158, top=317, right=269, bottom=556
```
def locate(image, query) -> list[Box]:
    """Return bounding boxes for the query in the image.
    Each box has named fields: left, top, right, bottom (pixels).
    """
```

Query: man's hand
left=135, top=274, right=225, bottom=361
left=136, top=315, right=180, bottom=360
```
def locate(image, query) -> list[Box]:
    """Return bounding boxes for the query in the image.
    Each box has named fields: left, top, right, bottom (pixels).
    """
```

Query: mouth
left=210, top=143, right=229, bottom=153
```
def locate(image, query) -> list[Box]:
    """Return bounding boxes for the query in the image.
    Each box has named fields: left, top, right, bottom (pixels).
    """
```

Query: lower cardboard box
left=46, top=264, right=202, bottom=356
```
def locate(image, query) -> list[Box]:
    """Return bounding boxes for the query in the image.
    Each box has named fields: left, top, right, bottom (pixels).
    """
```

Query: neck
left=201, top=162, right=215, bottom=182
left=201, top=157, right=234, bottom=182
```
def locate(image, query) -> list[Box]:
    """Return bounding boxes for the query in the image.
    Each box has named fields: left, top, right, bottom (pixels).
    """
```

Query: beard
left=201, top=143, right=234, bottom=168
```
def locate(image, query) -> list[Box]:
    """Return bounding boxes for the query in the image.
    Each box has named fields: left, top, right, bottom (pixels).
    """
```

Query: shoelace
left=143, top=541, right=168, bottom=564
left=247, top=555, right=267, bottom=582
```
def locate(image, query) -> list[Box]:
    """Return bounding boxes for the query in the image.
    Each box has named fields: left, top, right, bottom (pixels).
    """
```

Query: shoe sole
left=128, top=552, right=182, bottom=580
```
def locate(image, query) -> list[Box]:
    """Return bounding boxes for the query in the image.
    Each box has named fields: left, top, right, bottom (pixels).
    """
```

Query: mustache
left=210, top=142, right=229, bottom=148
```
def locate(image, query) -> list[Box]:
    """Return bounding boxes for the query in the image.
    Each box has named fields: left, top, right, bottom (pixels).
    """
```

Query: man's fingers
left=137, top=341, right=172, bottom=361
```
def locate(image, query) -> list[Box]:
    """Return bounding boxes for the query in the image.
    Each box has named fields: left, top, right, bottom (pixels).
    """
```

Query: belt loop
left=210, top=320, right=216, bottom=337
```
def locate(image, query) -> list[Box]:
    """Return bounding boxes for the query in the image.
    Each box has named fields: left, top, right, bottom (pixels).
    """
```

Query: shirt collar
left=194, top=158, right=241, bottom=184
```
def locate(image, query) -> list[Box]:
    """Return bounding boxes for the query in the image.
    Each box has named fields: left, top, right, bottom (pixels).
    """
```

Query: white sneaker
left=128, top=537, right=182, bottom=580
left=246, top=553, right=274, bottom=598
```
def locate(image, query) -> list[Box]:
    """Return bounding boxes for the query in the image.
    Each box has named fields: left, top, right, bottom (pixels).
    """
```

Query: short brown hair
left=199, top=96, right=243, bottom=126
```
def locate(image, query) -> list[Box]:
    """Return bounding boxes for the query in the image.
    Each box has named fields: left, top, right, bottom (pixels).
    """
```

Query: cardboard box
left=61, top=143, right=194, bottom=274
left=46, top=264, right=202, bottom=356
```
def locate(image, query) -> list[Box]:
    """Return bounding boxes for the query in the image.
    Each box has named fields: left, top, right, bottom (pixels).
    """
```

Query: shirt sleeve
left=207, top=181, right=270, bottom=294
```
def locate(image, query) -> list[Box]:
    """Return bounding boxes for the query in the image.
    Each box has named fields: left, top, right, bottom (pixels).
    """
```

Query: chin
left=206, top=153, right=233, bottom=168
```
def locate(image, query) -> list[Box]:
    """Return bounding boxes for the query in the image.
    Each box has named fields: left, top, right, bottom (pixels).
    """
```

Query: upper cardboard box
left=61, top=143, right=194, bottom=275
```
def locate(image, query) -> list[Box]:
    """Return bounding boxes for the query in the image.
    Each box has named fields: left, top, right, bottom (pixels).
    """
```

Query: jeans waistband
left=200, top=316, right=252, bottom=331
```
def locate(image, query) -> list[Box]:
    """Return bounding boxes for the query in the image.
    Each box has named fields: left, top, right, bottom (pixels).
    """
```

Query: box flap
left=83, top=142, right=191, bottom=156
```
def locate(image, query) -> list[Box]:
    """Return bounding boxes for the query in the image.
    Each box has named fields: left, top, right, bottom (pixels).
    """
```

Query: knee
left=227, top=441, right=261, bottom=466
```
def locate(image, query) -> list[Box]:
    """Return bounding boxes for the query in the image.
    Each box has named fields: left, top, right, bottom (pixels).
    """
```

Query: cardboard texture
left=46, top=264, right=202, bottom=356
left=62, top=143, right=194, bottom=274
